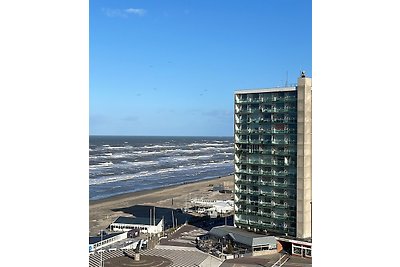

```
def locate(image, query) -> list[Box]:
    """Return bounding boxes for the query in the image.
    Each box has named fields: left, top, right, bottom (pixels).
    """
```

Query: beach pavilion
left=109, top=216, right=164, bottom=236
left=207, top=225, right=277, bottom=256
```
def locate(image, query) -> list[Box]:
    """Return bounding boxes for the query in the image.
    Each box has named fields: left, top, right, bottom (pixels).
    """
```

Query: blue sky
left=90, top=0, right=311, bottom=136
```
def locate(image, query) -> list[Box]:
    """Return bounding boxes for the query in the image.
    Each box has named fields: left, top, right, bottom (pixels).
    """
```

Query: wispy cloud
left=125, top=8, right=146, bottom=16
left=103, top=8, right=147, bottom=18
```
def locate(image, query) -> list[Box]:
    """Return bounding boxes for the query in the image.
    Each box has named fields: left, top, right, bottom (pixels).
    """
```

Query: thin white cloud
left=102, top=8, right=147, bottom=18
left=103, top=8, right=127, bottom=18
left=125, top=8, right=146, bottom=16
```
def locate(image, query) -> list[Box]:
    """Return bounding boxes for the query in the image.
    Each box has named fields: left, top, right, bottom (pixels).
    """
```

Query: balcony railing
left=273, top=150, right=296, bottom=155
left=236, top=189, right=259, bottom=196
left=235, top=179, right=259, bottom=186
left=236, top=96, right=297, bottom=104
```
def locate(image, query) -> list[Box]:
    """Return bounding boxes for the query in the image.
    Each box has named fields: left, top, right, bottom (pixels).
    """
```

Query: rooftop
left=113, top=216, right=162, bottom=226
left=235, top=85, right=297, bottom=95
left=209, top=225, right=276, bottom=247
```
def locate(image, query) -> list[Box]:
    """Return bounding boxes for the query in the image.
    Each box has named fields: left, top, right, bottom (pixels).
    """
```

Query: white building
left=89, top=231, right=129, bottom=252
left=109, top=216, right=163, bottom=235
left=191, top=199, right=234, bottom=215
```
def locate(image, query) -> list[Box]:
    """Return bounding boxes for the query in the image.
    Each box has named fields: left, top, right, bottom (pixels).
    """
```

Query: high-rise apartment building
left=233, top=73, right=312, bottom=240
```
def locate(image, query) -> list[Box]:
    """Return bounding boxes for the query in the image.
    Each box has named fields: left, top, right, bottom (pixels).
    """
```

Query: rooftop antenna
left=285, top=71, right=288, bottom=87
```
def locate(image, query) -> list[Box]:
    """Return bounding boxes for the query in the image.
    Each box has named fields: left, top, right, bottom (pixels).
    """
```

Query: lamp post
left=99, top=230, right=103, bottom=267
left=310, top=201, right=312, bottom=238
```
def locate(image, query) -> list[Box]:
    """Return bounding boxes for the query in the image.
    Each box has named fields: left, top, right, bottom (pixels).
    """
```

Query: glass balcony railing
left=271, top=140, right=293, bottom=145
left=258, top=201, right=273, bottom=207
left=235, top=219, right=249, bottom=225
left=271, top=118, right=297, bottom=123
left=259, top=191, right=273, bottom=197
left=235, top=109, right=251, bottom=114
left=237, top=210, right=259, bottom=216
left=235, top=98, right=262, bottom=104
left=274, top=192, right=288, bottom=197
left=257, top=190, right=292, bottom=198
left=235, top=199, right=258, bottom=206
left=234, top=120, right=249, bottom=124
left=271, top=97, right=284, bottom=102
left=236, top=149, right=273, bottom=155
left=234, top=129, right=250, bottom=134
left=235, top=179, right=259, bottom=186
left=235, top=189, right=259, bottom=196
left=284, top=96, right=297, bottom=101
left=273, top=150, right=296, bottom=155
left=236, top=96, right=297, bottom=104
left=271, top=129, right=294, bottom=134
left=274, top=171, right=288, bottom=177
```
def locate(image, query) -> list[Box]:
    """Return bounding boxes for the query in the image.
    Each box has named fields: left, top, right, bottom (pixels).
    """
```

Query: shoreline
left=90, top=174, right=233, bottom=205
left=89, top=174, right=234, bottom=235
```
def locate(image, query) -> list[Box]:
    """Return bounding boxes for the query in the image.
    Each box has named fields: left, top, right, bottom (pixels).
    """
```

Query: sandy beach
left=89, top=175, right=234, bottom=235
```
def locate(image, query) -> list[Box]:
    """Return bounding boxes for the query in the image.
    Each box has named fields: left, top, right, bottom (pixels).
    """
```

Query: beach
left=89, top=175, right=234, bottom=235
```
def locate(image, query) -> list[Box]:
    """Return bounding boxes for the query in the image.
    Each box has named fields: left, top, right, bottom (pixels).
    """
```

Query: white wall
left=110, top=219, right=163, bottom=235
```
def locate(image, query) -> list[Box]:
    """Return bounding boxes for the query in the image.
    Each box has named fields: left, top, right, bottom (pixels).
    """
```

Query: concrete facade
left=233, top=73, right=312, bottom=240
left=296, top=76, right=312, bottom=239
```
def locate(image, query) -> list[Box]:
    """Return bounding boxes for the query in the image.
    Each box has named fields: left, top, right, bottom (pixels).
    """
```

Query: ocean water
left=89, top=136, right=234, bottom=200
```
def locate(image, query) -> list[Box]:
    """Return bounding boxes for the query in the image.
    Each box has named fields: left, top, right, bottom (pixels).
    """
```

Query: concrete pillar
left=296, top=74, right=312, bottom=239
left=134, top=253, right=140, bottom=261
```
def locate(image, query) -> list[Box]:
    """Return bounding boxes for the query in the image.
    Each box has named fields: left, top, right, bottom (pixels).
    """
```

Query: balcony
left=235, top=159, right=280, bottom=166
left=235, top=179, right=259, bottom=186
left=236, top=210, right=260, bottom=218
left=258, top=180, right=285, bottom=186
left=273, top=214, right=289, bottom=220
left=270, top=129, right=296, bottom=134
left=274, top=171, right=288, bottom=177
left=235, top=219, right=249, bottom=226
left=234, top=120, right=248, bottom=125
left=234, top=199, right=246, bottom=205
left=258, top=201, right=273, bottom=207
left=261, top=97, right=273, bottom=102
left=235, top=139, right=270, bottom=145
left=235, top=169, right=258, bottom=175
left=234, top=129, right=250, bottom=134
left=267, top=108, right=290, bottom=113
left=237, top=149, right=273, bottom=155
left=235, top=98, right=262, bottom=104
left=236, top=189, right=259, bottom=196
left=274, top=203, right=289, bottom=209
left=271, top=97, right=284, bottom=102
left=273, top=150, right=296, bottom=155
left=271, top=140, right=289, bottom=145
left=235, top=138, right=248, bottom=144
left=235, top=109, right=251, bottom=114
left=284, top=96, right=297, bottom=101
left=274, top=192, right=288, bottom=198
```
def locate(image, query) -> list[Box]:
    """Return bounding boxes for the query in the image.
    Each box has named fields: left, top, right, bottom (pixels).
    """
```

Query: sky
left=90, top=0, right=312, bottom=136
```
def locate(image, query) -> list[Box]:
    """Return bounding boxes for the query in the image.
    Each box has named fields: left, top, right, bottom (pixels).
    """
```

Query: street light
left=99, top=230, right=103, bottom=267
left=310, top=201, right=312, bottom=238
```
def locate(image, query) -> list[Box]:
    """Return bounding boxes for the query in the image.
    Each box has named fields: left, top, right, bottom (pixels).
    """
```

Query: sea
left=89, top=136, right=234, bottom=201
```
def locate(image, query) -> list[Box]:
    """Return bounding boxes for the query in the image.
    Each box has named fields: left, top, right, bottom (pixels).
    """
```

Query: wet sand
left=89, top=175, right=234, bottom=235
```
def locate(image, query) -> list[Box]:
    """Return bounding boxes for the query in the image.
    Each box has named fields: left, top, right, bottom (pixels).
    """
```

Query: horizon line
left=89, top=134, right=234, bottom=138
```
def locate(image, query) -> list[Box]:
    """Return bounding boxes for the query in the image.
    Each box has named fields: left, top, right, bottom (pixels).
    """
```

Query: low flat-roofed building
left=191, top=199, right=234, bottom=215
left=276, top=236, right=312, bottom=258
left=89, top=231, right=128, bottom=252
left=109, top=216, right=163, bottom=235
left=208, top=225, right=277, bottom=256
